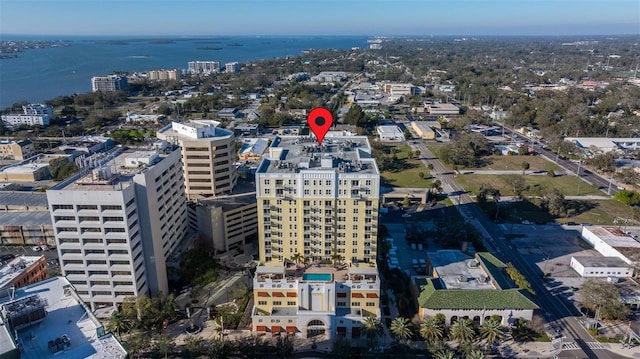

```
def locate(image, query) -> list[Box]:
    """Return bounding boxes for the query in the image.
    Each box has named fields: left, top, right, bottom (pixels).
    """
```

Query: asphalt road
left=412, top=144, right=621, bottom=359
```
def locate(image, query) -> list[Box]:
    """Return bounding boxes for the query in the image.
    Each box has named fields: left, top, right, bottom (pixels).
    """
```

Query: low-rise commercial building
left=412, top=251, right=538, bottom=326
left=580, top=226, right=640, bottom=273
left=0, top=154, right=65, bottom=182
left=234, top=124, right=261, bottom=137
left=382, top=83, right=416, bottom=96
left=569, top=256, right=634, bottom=278
left=411, top=121, right=441, bottom=140
left=376, top=125, right=405, bottom=142
left=0, top=140, right=35, bottom=160
left=0, top=255, right=48, bottom=290
left=426, top=103, right=460, bottom=116
left=238, top=138, right=269, bottom=160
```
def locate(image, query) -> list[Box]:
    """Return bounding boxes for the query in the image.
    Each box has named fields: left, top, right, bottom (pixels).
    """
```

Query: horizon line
left=2, top=33, right=639, bottom=38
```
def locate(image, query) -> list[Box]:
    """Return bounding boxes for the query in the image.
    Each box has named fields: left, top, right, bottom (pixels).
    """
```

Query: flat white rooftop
left=0, top=277, right=127, bottom=359
left=428, top=250, right=495, bottom=290
left=585, top=226, right=640, bottom=250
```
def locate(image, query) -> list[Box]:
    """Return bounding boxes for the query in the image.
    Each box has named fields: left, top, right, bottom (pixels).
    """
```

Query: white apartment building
left=1, top=104, right=53, bottom=127
left=46, top=147, right=188, bottom=310
left=157, top=120, right=237, bottom=201
left=91, top=75, right=129, bottom=93
left=225, top=61, right=239, bottom=73
left=188, top=61, right=220, bottom=76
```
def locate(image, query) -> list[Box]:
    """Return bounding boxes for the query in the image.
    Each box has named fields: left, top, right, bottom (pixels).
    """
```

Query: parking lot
left=0, top=244, right=60, bottom=275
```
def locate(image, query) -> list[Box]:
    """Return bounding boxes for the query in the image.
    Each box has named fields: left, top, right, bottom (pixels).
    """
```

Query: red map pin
left=307, top=107, right=333, bottom=146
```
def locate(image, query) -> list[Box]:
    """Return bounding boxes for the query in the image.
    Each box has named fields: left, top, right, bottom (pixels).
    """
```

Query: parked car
left=410, top=243, right=417, bottom=250
left=417, top=243, right=424, bottom=251
left=32, top=246, right=41, bottom=252
left=40, top=245, right=50, bottom=251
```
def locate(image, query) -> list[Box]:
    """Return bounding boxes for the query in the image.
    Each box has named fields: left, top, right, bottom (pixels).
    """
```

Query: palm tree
left=467, top=350, right=485, bottom=359
left=419, top=319, right=444, bottom=344
left=106, top=311, right=131, bottom=339
left=330, top=253, right=344, bottom=265
left=450, top=318, right=474, bottom=344
left=434, top=350, right=455, bottom=359
left=290, top=253, right=303, bottom=266
left=390, top=317, right=413, bottom=343
left=362, top=316, right=384, bottom=347
left=479, top=319, right=503, bottom=345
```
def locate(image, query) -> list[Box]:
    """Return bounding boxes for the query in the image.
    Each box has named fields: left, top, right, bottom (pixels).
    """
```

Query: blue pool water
left=302, top=273, right=332, bottom=281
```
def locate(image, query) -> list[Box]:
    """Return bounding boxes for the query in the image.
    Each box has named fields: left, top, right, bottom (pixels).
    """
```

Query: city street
left=410, top=143, right=625, bottom=359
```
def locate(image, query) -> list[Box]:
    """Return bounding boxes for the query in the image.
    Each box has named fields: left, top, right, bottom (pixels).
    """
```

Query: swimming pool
left=302, top=273, right=332, bottom=281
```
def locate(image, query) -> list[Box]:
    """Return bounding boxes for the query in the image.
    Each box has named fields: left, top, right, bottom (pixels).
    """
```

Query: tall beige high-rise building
left=157, top=120, right=237, bottom=201
left=251, top=133, right=381, bottom=339
left=255, top=133, right=380, bottom=263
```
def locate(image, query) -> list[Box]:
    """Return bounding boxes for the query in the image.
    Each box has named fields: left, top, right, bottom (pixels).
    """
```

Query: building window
left=273, top=301, right=281, bottom=306
left=351, top=302, right=360, bottom=307
left=287, top=301, right=296, bottom=306
left=366, top=302, right=376, bottom=307
left=258, top=301, right=267, bottom=305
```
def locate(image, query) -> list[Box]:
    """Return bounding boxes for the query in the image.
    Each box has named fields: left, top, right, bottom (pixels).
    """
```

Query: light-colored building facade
left=580, top=226, right=640, bottom=273
left=91, top=75, right=129, bottom=93
left=252, top=263, right=380, bottom=339
left=0, top=140, right=35, bottom=160
left=225, top=61, right=239, bottom=73
left=252, top=133, right=381, bottom=339
left=188, top=61, right=220, bottom=75
left=46, top=148, right=188, bottom=310
left=0, top=153, right=63, bottom=182
left=157, top=120, right=237, bottom=201
left=382, top=83, right=416, bottom=96
left=0, top=255, right=48, bottom=290
left=569, top=256, right=634, bottom=278
left=426, top=103, right=460, bottom=116
left=411, top=121, right=441, bottom=140
left=1, top=104, right=53, bottom=127
left=189, top=193, right=258, bottom=253
left=376, top=125, right=404, bottom=142
left=148, top=69, right=181, bottom=81
left=413, top=251, right=538, bottom=326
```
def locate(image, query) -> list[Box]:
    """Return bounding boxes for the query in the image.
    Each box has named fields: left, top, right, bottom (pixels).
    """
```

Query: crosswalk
left=561, top=342, right=606, bottom=350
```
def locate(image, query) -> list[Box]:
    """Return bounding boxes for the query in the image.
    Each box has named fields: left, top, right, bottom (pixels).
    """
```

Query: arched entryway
left=307, top=319, right=327, bottom=338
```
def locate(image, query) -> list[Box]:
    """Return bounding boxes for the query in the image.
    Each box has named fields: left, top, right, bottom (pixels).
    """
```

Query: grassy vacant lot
left=381, top=159, right=433, bottom=188
left=499, top=199, right=630, bottom=225
left=467, top=155, right=560, bottom=172
left=455, top=174, right=603, bottom=197
left=427, top=144, right=560, bottom=172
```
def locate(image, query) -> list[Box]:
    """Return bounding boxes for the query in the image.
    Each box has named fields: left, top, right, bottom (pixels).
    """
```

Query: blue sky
left=1, top=0, right=638, bottom=36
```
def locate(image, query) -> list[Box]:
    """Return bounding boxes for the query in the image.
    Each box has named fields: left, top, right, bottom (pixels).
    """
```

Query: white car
left=40, top=245, right=50, bottom=251
left=417, top=243, right=424, bottom=251
left=32, top=246, right=41, bottom=252
left=402, top=213, right=411, bottom=218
